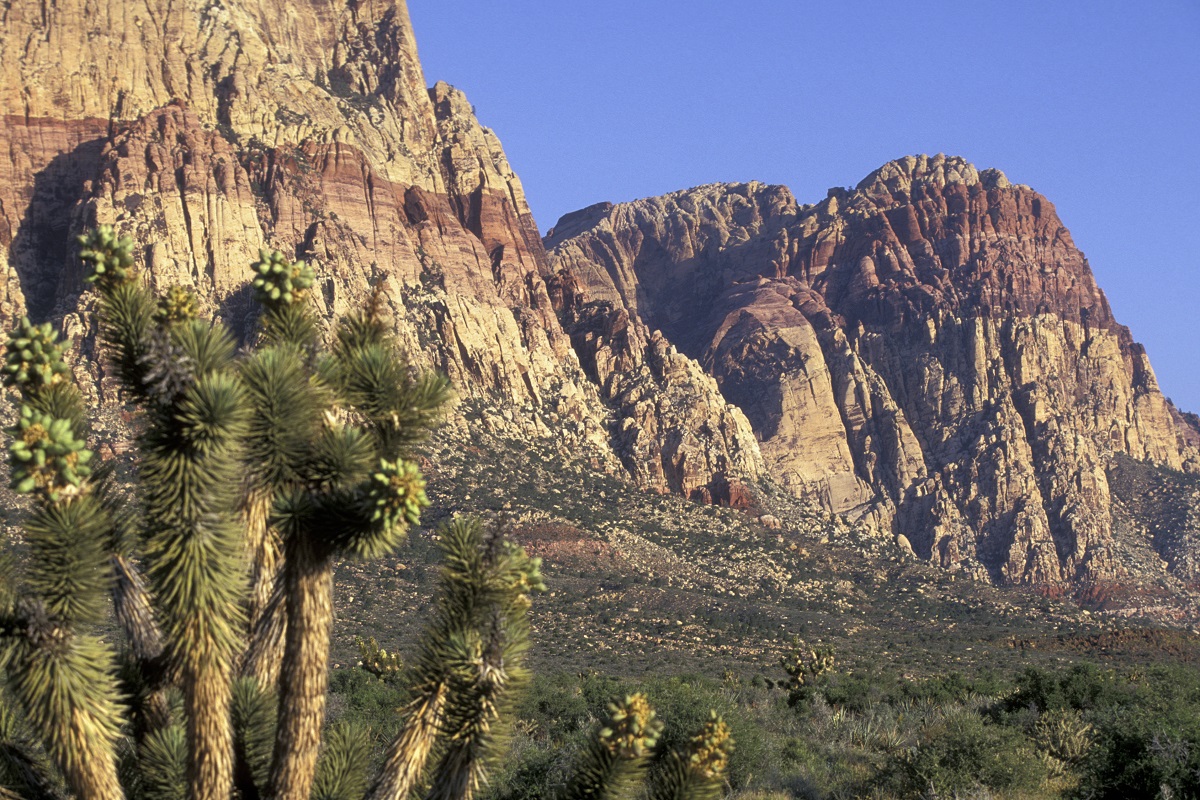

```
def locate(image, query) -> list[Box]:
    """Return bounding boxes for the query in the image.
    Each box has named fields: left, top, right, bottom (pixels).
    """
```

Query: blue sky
left=409, top=1, right=1200, bottom=412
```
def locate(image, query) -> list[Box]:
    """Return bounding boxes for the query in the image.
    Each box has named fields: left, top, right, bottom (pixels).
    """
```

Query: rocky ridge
left=1, top=0, right=1197, bottom=612
left=546, top=155, right=1200, bottom=592
left=0, top=0, right=751, bottom=501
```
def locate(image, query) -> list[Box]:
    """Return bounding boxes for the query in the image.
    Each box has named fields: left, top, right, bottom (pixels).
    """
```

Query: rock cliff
left=0, top=0, right=760, bottom=504
left=546, top=155, right=1200, bottom=588
left=3, top=0, right=1198, bottom=603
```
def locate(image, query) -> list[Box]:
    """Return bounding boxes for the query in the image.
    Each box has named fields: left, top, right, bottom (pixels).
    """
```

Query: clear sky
left=408, top=1, right=1200, bottom=412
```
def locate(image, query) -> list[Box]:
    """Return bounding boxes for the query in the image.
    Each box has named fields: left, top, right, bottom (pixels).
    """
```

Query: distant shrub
left=880, top=709, right=1045, bottom=798
left=1074, top=704, right=1200, bottom=799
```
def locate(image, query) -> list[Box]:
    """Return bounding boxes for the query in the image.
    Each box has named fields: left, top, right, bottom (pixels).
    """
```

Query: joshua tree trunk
left=56, top=716, right=124, bottom=800
left=7, top=637, right=126, bottom=800
left=241, top=482, right=287, bottom=686
left=367, top=683, right=448, bottom=800
left=112, top=554, right=171, bottom=737
left=268, top=536, right=333, bottom=800
left=185, top=656, right=235, bottom=800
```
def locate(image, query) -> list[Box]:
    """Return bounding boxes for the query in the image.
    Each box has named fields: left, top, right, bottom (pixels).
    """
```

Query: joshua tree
left=0, top=226, right=733, bottom=800
left=780, top=642, right=836, bottom=708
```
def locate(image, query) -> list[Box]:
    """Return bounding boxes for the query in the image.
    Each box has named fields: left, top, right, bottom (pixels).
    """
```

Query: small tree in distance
left=0, top=226, right=732, bottom=800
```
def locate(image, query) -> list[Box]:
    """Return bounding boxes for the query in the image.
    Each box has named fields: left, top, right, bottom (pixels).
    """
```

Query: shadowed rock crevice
left=9, top=135, right=108, bottom=321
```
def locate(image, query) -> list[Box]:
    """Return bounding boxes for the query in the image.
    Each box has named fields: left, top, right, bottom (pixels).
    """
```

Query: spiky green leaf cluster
left=79, top=225, right=135, bottom=290
left=0, top=696, right=62, bottom=799
left=780, top=643, right=835, bottom=708
left=312, top=722, right=372, bottom=800
left=231, top=677, right=277, bottom=795
left=251, top=248, right=314, bottom=308
left=561, top=693, right=661, bottom=800
left=3, top=317, right=69, bottom=391
left=367, top=458, right=428, bottom=528
left=6, top=631, right=124, bottom=795
left=685, top=711, right=733, bottom=780
left=367, top=518, right=540, bottom=800
left=154, top=285, right=200, bottom=326
left=647, top=712, right=733, bottom=800
left=23, top=497, right=114, bottom=626
left=138, top=723, right=187, bottom=800
left=2, top=228, right=465, bottom=800
left=8, top=407, right=93, bottom=499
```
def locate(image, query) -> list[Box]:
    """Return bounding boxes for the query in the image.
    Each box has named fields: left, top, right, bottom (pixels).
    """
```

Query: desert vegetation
left=325, top=653, right=1200, bottom=800
left=0, top=230, right=733, bottom=800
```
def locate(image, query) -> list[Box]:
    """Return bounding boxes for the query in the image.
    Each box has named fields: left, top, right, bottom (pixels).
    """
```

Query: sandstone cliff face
left=547, top=155, right=1200, bottom=586
left=0, top=0, right=757, bottom=502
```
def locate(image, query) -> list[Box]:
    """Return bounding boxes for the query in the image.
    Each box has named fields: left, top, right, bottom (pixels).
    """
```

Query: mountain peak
left=855, top=154, right=1013, bottom=198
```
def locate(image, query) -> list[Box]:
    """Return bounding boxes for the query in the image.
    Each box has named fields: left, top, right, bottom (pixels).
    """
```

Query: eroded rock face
left=0, top=0, right=759, bottom=503
left=547, top=154, right=1200, bottom=586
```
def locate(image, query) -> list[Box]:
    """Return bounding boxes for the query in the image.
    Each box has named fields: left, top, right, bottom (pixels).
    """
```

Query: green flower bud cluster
left=3, top=317, right=69, bottom=390
left=600, top=693, right=662, bottom=758
left=8, top=406, right=93, bottom=499
left=367, top=458, right=429, bottom=528
left=251, top=248, right=315, bottom=307
left=79, top=225, right=135, bottom=289
left=155, top=285, right=201, bottom=325
left=686, top=711, right=733, bottom=779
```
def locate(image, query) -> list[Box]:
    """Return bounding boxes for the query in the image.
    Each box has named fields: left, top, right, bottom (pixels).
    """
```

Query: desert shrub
left=879, top=708, right=1046, bottom=798
left=1001, top=664, right=1122, bottom=715
left=1074, top=703, right=1200, bottom=799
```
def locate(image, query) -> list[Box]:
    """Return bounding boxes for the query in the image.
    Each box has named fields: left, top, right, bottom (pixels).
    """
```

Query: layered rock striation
left=547, top=155, right=1200, bottom=586
left=0, top=0, right=761, bottom=503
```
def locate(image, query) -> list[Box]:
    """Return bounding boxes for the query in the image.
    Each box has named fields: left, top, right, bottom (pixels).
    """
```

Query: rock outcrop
left=4, top=0, right=1198, bottom=601
left=547, top=155, right=1200, bottom=587
left=0, top=0, right=761, bottom=503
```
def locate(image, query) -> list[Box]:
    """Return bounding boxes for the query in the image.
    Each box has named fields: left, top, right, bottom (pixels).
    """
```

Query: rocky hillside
left=0, top=0, right=755, bottom=502
left=546, top=156, right=1200, bottom=594
left=1, top=0, right=1197, bottom=614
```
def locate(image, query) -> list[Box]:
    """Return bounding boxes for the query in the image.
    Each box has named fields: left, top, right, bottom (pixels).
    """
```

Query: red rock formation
left=0, top=0, right=757, bottom=504
left=547, top=155, right=1200, bottom=586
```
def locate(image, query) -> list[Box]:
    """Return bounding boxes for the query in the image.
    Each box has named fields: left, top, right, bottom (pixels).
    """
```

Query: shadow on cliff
left=9, top=136, right=109, bottom=322
left=217, top=283, right=260, bottom=347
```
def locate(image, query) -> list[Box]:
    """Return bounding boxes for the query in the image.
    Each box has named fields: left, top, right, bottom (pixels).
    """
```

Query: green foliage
left=312, top=721, right=372, bottom=800
left=367, top=458, right=428, bottom=529
left=0, top=696, right=63, bottom=799
left=3, top=316, right=69, bottom=390
left=1070, top=670, right=1200, bottom=799
left=1033, top=708, right=1093, bottom=774
left=561, top=693, right=662, bottom=800
left=154, top=285, right=200, bottom=326
left=22, top=497, right=113, bottom=625
left=779, top=643, right=835, bottom=708
left=648, top=711, right=732, bottom=800
left=138, top=724, right=187, bottom=800
left=2, top=228, right=745, bottom=800
left=251, top=248, right=315, bottom=308
left=79, top=225, right=135, bottom=290
left=7, top=407, right=93, bottom=499
left=879, top=709, right=1046, bottom=798
left=1003, top=663, right=1123, bottom=714
left=6, top=631, right=125, bottom=792
left=367, top=516, right=545, bottom=800
left=231, top=677, right=277, bottom=794
left=355, top=637, right=402, bottom=682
